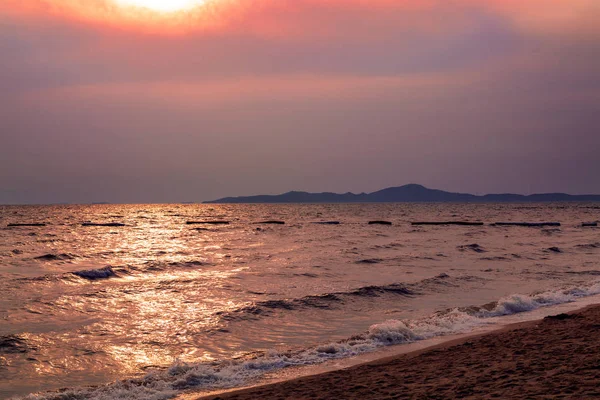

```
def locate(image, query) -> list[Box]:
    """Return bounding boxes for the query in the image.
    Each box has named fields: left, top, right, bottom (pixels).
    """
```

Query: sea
left=0, top=203, right=599, bottom=399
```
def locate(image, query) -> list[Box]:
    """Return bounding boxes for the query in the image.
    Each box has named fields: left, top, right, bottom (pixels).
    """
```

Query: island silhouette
left=204, top=184, right=600, bottom=204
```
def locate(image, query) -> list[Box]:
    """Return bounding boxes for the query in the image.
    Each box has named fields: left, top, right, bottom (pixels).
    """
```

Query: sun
left=117, top=0, right=203, bottom=12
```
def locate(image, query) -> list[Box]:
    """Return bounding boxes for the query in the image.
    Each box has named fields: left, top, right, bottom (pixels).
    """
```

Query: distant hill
left=203, top=184, right=600, bottom=204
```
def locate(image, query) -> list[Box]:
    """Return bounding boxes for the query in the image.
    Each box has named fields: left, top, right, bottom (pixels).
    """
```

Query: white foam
left=20, top=280, right=600, bottom=400
left=480, top=282, right=600, bottom=317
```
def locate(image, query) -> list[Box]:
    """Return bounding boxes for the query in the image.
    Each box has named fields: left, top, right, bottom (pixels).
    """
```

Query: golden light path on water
left=117, top=0, right=204, bottom=12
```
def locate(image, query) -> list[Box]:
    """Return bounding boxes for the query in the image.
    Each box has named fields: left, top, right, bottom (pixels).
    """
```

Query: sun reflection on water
left=49, top=267, right=249, bottom=375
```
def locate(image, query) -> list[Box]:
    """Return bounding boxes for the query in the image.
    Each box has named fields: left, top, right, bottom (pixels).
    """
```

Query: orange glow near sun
left=117, top=0, right=204, bottom=12
left=0, top=0, right=225, bottom=34
left=117, top=0, right=203, bottom=12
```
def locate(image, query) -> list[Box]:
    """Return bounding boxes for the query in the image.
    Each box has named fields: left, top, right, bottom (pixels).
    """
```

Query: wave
left=480, top=256, right=511, bottom=261
left=34, top=253, right=78, bottom=261
left=14, top=260, right=212, bottom=285
left=142, top=260, right=212, bottom=272
left=575, top=243, right=600, bottom=249
left=219, top=274, right=483, bottom=322
left=14, top=266, right=122, bottom=284
left=22, top=280, right=600, bottom=400
left=216, top=275, right=434, bottom=321
left=566, top=270, right=600, bottom=276
left=292, top=272, right=320, bottom=278
left=477, top=283, right=600, bottom=317
left=72, top=266, right=117, bottom=280
left=457, top=243, right=487, bottom=253
left=0, top=335, right=30, bottom=354
left=356, top=258, right=384, bottom=264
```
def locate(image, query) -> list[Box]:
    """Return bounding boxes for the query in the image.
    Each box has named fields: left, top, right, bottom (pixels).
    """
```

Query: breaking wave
left=22, top=281, right=600, bottom=400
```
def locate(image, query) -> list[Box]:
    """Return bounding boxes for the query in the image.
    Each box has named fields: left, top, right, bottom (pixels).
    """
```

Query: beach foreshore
left=198, top=304, right=600, bottom=399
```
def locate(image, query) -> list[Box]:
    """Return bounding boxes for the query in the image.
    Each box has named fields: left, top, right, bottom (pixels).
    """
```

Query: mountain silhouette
left=204, top=184, right=600, bottom=204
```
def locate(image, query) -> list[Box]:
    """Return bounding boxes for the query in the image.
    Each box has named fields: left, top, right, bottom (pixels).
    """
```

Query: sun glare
left=117, top=0, right=202, bottom=12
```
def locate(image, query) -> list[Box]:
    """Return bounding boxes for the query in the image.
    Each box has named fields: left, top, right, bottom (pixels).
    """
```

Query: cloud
left=0, top=0, right=525, bottom=89
left=2, top=0, right=597, bottom=91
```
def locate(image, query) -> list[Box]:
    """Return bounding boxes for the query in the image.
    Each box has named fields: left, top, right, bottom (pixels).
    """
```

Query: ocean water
left=0, top=203, right=599, bottom=399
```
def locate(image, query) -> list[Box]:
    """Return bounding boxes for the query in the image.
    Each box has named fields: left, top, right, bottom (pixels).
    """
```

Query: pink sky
left=1, top=0, right=599, bottom=203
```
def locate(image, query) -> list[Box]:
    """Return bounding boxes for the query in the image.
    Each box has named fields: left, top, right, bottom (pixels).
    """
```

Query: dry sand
left=200, top=305, right=600, bottom=399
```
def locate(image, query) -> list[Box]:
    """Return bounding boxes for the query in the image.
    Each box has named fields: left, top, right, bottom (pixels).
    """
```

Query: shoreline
left=196, top=303, right=600, bottom=399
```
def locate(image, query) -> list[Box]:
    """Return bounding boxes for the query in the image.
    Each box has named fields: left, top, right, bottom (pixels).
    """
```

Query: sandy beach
left=201, top=305, right=600, bottom=399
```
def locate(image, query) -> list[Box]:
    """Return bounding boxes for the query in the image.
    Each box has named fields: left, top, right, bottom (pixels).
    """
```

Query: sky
left=1, top=0, right=599, bottom=204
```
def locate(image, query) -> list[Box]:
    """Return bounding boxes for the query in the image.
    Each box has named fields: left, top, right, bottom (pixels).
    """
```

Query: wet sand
left=200, top=305, right=600, bottom=399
